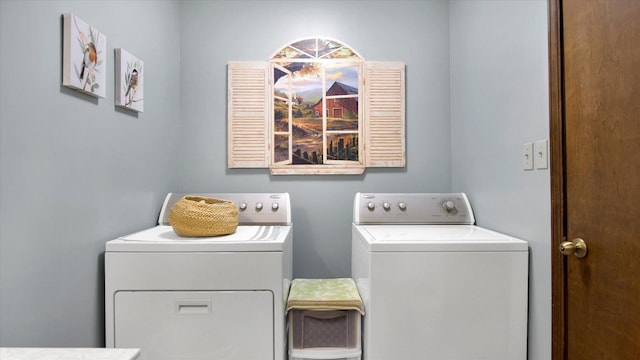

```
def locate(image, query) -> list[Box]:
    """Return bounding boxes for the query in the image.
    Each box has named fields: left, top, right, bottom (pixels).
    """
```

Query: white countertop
left=0, top=348, right=140, bottom=360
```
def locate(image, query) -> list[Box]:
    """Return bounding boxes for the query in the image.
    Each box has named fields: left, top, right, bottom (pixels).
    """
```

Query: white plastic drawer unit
left=114, top=290, right=273, bottom=359
left=290, top=310, right=360, bottom=350
left=288, top=309, right=362, bottom=360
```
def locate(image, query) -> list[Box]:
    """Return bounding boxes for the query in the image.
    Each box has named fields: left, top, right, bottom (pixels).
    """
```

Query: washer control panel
left=353, top=193, right=475, bottom=225
left=159, top=193, right=291, bottom=225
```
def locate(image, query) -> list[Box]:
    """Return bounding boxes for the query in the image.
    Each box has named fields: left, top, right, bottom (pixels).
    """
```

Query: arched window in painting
left=270, top=38, right=363, bottom=166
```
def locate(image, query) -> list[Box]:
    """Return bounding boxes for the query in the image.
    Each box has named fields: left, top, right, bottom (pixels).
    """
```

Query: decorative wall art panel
left=228, top=37, right=405, bottom=175
left=115, top=48, right=144, bottom=112
left=62, top=13, right=106, bottom=98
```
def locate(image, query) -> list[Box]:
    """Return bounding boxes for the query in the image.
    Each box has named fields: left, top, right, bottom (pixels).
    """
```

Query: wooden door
left=549, top=0, right=640, bottom=359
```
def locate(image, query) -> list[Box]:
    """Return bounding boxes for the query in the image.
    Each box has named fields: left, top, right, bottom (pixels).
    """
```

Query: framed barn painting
left=228, top=37, right=405, bottom=175
left=62, top=13, right=106, bottom=98
left=115, top=48, right=144, bottom=112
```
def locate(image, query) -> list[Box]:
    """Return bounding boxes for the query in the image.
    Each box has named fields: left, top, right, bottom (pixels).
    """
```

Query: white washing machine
left=105, top=193, right=293, bottom=360
left=351, top=193, right=528, bottom=360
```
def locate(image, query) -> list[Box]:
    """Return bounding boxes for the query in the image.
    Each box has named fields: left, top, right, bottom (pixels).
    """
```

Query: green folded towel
left=286, top=278, right=364, bottom=314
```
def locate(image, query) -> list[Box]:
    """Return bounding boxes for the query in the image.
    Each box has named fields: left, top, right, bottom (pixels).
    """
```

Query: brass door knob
left=559, top=238, right=588, bottom=258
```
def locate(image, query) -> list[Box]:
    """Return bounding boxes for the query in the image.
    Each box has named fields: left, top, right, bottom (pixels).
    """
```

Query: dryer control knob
left=398, top=202, right=407, bottom=210
left=367, top=202, right=376, bottom=210
left=383, top=202, right=391, bottom=211
left=256, top=202, right=263, bottom=211
left=442, top=200, right=457, bottom=214
left=272, top=202, right=279, bottom=211
left=239, top=202, right=247, bottom=211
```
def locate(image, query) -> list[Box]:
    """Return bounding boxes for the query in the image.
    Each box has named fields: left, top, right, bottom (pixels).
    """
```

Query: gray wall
left=0, top=0, right=181, bottom=346
left=1, top=1, right=551, bottom=359
left=449, top=1, right=551, bottom=359
left=179, top=0, right=452, bottom=278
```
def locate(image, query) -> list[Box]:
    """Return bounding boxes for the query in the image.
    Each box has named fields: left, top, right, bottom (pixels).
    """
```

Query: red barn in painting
left=311, top=81, right=358, bottom=118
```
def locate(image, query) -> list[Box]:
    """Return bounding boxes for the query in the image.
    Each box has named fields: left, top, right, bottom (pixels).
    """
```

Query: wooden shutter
left=364, top=62, right=406, bottom=167
left=227, top=61, right=269, bottom=168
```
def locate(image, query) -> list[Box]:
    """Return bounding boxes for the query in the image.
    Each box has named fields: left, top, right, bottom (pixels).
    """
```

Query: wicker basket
left=169, top=196, right=239, bottom=237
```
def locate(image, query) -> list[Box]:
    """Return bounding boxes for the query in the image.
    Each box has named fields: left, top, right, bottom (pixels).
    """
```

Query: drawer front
left=115, top=290, right=273, bottom=360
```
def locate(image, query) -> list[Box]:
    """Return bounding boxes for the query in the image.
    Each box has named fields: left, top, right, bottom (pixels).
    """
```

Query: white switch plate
left=535, top=139, right=548, bottom=169
left=523, top=142, right=534, bottom=170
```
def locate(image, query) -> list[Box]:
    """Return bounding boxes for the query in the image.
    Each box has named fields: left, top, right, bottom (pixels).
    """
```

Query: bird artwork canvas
left=62, top=13, right=106, bottom=98
left=115, top=48, right=144, bottom=112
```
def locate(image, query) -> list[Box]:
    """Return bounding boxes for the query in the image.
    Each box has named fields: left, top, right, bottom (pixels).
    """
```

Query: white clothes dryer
left=351, top=193, right=528, bottom=360
left=105, top=193, right=293, bottom=360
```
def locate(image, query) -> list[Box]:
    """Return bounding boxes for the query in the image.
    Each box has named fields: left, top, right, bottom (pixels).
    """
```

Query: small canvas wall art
left=115, top=48, right=144, bottom=112
left=62, top=13, right=106, bottom=98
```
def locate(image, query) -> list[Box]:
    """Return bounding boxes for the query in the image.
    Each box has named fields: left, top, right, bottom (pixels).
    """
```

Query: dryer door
left=114, top=290, right=273, bottom=360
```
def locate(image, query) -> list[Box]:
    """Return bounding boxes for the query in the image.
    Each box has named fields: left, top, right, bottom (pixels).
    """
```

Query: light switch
left=523, top=142, right=534, bottom=170
left=535, top=139, right=548, bottom=169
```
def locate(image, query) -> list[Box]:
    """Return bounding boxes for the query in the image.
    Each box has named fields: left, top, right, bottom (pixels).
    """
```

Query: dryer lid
left=106, top=225, right=291, bottom=252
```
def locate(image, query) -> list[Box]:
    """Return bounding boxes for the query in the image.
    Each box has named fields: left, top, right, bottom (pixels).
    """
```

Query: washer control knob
left=367, top=202, right=376, bottom=211
left=398, top=202, right=407, bottom=210
left=383, top=202, right=391, bottom=211
left=442, top=200, right=457, bottom=214
left=239, top=202, right=247, bottom=211
left=271, top=202, right=279, bottom=211
left=256, top=202, right=263, bottom=211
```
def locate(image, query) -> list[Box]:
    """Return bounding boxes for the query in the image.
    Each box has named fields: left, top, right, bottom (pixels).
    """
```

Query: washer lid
left=353, top=224, right=528, bottom=252
left=106, top=225, right=291, bottom=252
